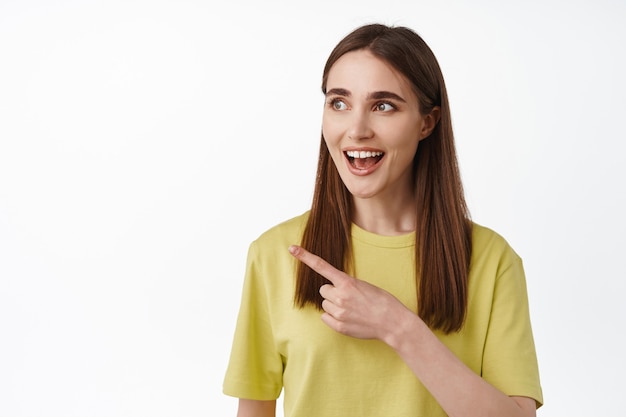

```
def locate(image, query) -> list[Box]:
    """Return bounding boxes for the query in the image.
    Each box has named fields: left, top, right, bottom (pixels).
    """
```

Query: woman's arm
left=387, top=310, right=536, bottom=417
left=289, top=245, right=537, bottom=417
left=237, top=399, right=276, bottom=417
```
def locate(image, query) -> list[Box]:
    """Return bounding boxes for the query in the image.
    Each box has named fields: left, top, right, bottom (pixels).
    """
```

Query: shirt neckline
left=350, top=223, right=416, bottom=248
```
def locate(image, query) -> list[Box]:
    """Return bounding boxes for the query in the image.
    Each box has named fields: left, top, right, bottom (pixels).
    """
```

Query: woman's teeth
left=345, top=150, right=384, bottom=170
left=346, top=150, right=384, bottom=158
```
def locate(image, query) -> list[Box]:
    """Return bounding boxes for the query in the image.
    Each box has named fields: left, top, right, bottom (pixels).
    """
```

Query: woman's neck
left=352, top=193, right=416, bottom=236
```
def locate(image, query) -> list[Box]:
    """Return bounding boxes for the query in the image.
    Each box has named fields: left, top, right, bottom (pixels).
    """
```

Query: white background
left=1, top=0, right=625, bottom=416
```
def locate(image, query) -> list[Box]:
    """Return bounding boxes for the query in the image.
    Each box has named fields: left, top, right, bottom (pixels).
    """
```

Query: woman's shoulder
left=252, top=211, right=310, bottom=248
left=471, top=222, right=521, bottom=264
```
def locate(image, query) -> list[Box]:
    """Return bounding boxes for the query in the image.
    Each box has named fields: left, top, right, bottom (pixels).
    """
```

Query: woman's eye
left=331, top=99, right=347, bottom=110
left=375, top=102, right=395, bottom=112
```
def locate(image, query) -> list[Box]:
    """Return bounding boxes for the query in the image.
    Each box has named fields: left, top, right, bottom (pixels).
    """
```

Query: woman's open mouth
left=345, top=150, right=385, bottom=170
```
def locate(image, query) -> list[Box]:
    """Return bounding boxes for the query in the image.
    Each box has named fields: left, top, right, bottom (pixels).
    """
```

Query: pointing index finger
left=288, top=245, right=344, bottom=285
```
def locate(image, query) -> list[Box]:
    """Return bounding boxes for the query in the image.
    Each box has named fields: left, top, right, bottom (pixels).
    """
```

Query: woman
left=223, top=24, right=543, bottom=417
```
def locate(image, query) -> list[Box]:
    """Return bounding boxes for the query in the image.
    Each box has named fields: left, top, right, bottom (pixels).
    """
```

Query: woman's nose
left=347, top=111, right=374, bottom=141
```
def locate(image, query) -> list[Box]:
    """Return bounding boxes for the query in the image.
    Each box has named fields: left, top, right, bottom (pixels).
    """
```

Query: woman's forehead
left=326, top=50, right=416, bottom=100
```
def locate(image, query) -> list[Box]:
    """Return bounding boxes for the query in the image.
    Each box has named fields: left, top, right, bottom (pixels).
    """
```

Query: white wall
left=1, top=0, right=624, bottom=416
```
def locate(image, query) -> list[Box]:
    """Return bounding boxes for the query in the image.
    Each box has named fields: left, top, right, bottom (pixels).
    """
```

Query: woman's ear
left=419, top=106, right=441, bottom=140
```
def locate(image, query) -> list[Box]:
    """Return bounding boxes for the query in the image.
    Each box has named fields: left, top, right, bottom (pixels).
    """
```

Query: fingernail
left=288, top=245, right=299, bottom=255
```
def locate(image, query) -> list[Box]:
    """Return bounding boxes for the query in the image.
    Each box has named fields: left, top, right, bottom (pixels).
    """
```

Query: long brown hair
left=295, top=24, right=472, bottom=334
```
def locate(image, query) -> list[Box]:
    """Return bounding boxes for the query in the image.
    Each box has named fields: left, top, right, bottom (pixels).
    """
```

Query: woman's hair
left=295, top=24, right=472, bottom=334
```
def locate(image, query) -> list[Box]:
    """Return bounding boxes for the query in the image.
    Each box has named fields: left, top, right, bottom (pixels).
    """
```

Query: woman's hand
left=289, top=245, right=412, bottom=342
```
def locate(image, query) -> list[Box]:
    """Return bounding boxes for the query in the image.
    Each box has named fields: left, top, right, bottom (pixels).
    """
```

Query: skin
left=238, top=50, right=537, bottom=416
left=236, top=399, right=275, bottom=417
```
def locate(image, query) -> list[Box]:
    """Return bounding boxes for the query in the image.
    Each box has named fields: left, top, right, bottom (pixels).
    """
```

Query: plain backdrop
left=1, top=0, right=625, bottom=416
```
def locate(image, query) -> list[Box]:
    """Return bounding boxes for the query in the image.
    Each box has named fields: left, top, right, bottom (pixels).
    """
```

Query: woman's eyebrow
left=368, top=91, right=406, bottom=103
left=325, top=88, right=406, bottom=103
left=325, top=88, right=351, bottom=97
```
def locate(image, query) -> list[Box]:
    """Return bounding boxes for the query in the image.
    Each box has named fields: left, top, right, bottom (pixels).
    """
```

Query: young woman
left=223, top=24, right=543, bottom=417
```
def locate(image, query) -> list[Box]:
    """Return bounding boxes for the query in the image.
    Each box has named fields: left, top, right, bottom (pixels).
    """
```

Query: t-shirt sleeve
left=223, top=241, right=284, bottom=400
left=482, top=254, right=544, bottom=407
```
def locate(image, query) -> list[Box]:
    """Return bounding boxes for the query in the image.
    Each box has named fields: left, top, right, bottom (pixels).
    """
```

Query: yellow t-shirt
left=223, top=212, right=543, bottom=416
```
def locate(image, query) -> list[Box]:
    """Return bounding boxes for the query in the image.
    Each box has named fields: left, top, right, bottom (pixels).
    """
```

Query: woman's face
left=322, top=49, right=437, bottom=203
